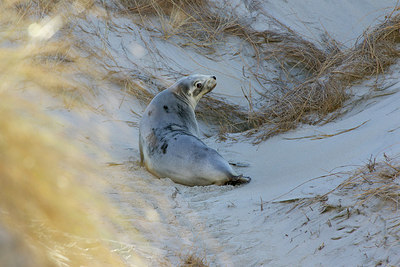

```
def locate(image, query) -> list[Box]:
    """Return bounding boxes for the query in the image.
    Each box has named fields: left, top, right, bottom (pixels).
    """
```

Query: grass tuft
left=180, top=253, right=209, bottom=267
left=339, top=154, right=400, bottom=209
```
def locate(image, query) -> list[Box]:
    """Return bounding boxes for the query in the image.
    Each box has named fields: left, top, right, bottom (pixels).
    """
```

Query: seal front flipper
left=225, top=174, right=251, bottom=186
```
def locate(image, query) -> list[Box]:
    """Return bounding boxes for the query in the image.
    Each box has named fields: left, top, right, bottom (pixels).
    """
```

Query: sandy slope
left=85, top=69, right=400, bottom=266
left=51, top=68, right=400, bottom=266
left=43, top=0, right=400, bottom=266
left=216, top=0, right=396, bottom=46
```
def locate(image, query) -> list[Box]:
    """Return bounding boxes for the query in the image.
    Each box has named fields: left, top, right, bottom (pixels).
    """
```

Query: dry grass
left=196, top=95, right=255, bottom=133
left=180, top=253, right=209, bottom=267
left=0, top=96, right=125, bottom=266
left=0, top=0, right=141, bottom=265
left=277, top=155, right=400, bottom=233
left=294, top=154, right=400, bottom=212
left=116, top=1, right=400, bottom=141
left=337, top=154, right=400, bottom=209
left=117, top=0, right=238, bottom=50
left=119, top=0, right=206, bottom=15
left=112, top=0, right=259, bottom=133
left=236, top=10, right=400, bottom=141
left=112, top=0, right=266, bottom=133
left=245, top=9, right=400, bottom=142
left=275, top=155, right=400, bottom=262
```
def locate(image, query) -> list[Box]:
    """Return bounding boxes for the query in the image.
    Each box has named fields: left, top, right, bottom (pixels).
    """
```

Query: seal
left=139, top=74, right=251, bottom=186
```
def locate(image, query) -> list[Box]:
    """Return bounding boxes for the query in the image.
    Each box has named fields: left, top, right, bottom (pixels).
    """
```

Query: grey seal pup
left=139, top=74, right=251, bottom=186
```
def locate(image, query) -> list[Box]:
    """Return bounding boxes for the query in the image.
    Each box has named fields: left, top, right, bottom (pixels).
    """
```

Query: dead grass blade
left=283, top=120, right=369, bottom=140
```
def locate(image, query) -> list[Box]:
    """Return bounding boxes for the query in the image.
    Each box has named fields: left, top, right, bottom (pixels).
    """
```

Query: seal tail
left=225, top=174, right=251, bottom=186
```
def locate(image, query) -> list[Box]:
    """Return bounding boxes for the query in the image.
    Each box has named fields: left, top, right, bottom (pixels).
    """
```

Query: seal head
left=171, top=74, right=217, bottom=110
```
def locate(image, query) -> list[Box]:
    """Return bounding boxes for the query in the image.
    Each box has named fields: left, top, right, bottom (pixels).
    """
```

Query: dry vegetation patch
left=112, top=0, right=257, bottom=132
left=338, top=155, right=400, bottom=209
left=272, top=155, right=400, bottom=265
left=0, top=1, right=140, bottom=265
left=0, top=89, right=125, bottom=267
left=180, top=253, right=209, bottom=267
left=293, top=155, right=400, bottom=212
left=246, top=9, right=400, bottom=142
left=116, top=1, right=400, bottom=141
left=118, top=0, right=236, bottom=48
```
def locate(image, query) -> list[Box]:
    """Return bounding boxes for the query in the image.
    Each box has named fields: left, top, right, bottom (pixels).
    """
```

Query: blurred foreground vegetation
left=0, top=0, right=129, bottom=265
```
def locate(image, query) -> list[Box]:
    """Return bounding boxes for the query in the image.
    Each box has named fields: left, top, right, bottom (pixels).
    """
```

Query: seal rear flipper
left=225, top=174, right=251, bottom=186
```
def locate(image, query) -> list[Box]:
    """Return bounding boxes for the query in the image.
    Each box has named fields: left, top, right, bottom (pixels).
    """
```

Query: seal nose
left=212, top=76, right=216, bottom=80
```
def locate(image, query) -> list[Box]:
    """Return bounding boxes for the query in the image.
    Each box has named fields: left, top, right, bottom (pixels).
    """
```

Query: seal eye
left=195, top=82, right=203, bottom=89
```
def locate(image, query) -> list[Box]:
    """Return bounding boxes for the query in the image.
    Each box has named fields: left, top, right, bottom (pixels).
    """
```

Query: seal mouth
left=204, top=78, right=217, bottom=94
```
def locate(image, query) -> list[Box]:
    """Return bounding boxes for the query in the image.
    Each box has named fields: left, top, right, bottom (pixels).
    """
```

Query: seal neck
left=169, top=86, right=198, bottom=110
left=175, top=91, right=197, bottom=110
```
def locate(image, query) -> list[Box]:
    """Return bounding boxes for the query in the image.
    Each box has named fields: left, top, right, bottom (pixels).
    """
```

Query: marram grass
left=0, top=1, right=140, bottom=265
